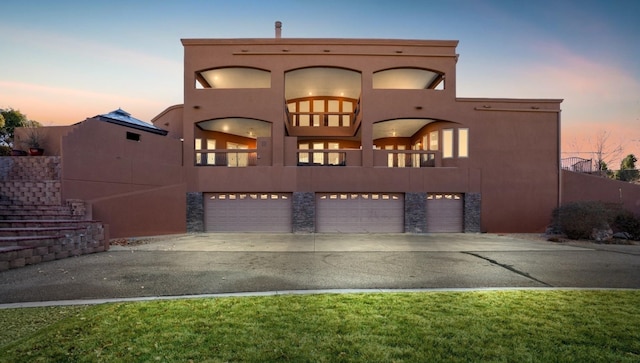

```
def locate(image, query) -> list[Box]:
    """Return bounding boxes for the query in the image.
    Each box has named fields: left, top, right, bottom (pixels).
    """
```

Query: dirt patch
left=499, top=234, right=549, bottom=242
left=110, top=234, right=188, bottom=247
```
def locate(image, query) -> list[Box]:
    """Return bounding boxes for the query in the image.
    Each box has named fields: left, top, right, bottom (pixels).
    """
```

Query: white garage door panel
left=426, top=193, right=463, bottom=233
left=317, top=193, right=404, bottom=233
left=205, top=193, right=292, bottom=232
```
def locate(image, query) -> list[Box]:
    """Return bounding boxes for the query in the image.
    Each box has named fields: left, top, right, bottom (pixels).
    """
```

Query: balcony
left=285, top=96, right=361, bottom=137
left=195, top=147, right=442, bottom=168
left=373, top=150, right=441, bottom=168
left=195, top=149, right=259, bottom=167
left=295, top=149, right=441, bottom=168
left=297, top=149, right=354, bottom=166
left=286, top=112, right=358, bottom=137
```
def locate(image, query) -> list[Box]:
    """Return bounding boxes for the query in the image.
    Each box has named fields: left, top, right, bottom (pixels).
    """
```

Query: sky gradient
left=1, top=0, right=638, bottom=166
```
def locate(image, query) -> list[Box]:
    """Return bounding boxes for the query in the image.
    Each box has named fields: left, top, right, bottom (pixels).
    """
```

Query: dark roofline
left=93, top=108, right=169, bottom=136
left=96, top=116, right=169, bottom=136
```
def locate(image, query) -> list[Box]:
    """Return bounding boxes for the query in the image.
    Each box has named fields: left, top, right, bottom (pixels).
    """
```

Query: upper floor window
left=196, top=67, right=271, bottom=89
left=429, top=131, right=438, bottom=151
left=458, top=128, right=469, bottom=158
left=442, top=129, right=454, bottom=158
left=373, top=68, right=444, bottom=90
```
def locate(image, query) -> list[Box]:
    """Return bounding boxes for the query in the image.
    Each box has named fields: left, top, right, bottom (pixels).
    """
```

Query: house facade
left=150, top=34, right=563, bottom=234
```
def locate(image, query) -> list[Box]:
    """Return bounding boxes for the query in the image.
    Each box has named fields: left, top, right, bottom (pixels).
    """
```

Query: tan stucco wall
left=60, top=119, right=186, bottom=238
left=562, top=170, right=640, bottom=215
left=151, top=104, right=184, bottom=140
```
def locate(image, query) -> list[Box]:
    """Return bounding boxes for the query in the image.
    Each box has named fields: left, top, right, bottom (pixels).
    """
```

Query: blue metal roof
left=96, top=108, right=168, bottom=135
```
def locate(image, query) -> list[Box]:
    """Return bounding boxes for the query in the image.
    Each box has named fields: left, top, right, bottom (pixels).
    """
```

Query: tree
left=597, top=160, right=615, bottom=178
left=0, top=108, right=29, bottom=146
left=616, top=154, right=639, bottom=182
left=591, top=130, right=624, bottom=177
left=567, top=130, right=624, bottom=178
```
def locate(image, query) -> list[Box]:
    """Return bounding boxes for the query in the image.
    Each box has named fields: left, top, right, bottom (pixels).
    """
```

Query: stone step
left=0, top=214, right=83, bottom=221
left=0, top=245, right=32, bottom=253
left=0, top=204, right=73, bottom=212
left=0, top=245, right=39, bottom=270
left=0, top=226, right=86, bottom=238
left=0, top=220, right=98, bottom=228
left=0, top=235, right=60, bottom=247
left=0, top=205, right=78, bottom=220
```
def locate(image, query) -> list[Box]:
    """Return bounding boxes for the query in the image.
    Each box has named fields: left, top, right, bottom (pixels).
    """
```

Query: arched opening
left=284, top=67, right=361, bottom=137
left=372, top=118, right=467, bottom=167
left=373, top=67, right=444, bottom=90
left=194, top=118, right=271, bottom=166
left=195, top=67, right=271, bottom=89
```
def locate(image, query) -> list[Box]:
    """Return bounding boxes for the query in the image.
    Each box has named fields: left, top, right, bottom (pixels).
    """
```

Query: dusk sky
left=1, top=0, right=638, bottom=166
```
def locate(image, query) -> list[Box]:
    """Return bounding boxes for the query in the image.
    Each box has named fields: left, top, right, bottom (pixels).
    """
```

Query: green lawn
left=1, top=290, right=639, bottom=362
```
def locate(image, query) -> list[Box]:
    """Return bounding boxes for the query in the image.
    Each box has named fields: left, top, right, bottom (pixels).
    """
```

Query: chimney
left=275, top=21, right=282, bottom=38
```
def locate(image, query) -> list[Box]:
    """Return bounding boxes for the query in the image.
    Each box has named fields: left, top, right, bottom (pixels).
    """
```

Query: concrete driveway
left=0, top=233, right=638, bottom=307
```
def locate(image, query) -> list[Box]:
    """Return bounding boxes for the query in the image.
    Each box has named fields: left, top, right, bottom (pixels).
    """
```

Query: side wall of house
left=151, top=104, right=184, bottom=140
left=562, top=170, right=640, bottom=215
left=60, top=119, right=186, bottom=238
left=458, top=100, right=562, bottom=232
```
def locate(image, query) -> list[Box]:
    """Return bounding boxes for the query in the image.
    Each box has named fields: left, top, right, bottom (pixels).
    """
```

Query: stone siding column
left=464, top=193, right=482, bottom=233
left=404, top=192, right=427, bottom=233
left=292, top=192, right=315, bottom=233
left=186, top=192, right=204, bottom=233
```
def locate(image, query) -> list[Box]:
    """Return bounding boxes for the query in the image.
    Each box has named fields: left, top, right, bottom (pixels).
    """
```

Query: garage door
left=426, top=193, right=463, bottom=232
left=205, top=193, right=292, bottom=232
left=316, top=193, right=404, bottom=233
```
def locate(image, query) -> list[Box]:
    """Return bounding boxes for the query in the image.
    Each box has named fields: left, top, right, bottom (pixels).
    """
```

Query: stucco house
left=153, top=29, right=564, bottom=234
left=7, top=27, right=639, bottom=238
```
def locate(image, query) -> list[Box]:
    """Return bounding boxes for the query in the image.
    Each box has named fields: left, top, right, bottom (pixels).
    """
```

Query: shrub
left=0, top=145, right=11, bottom=156
left=612, top=210, right=640, bottom=241
left=551, top=201, right=616, bottom=240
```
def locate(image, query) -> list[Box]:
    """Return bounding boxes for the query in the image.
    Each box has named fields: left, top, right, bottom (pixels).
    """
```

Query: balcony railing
left=194, top=148, right=441, bottom=168
left=297, top=150, right=347, bottom=166
left=373, top=150, right=441, bottom=168
left=195, top=149, right=258, bottom=167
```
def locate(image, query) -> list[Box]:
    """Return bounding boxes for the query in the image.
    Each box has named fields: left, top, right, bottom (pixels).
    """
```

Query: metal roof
left=96, top=108, right=168, bottom=135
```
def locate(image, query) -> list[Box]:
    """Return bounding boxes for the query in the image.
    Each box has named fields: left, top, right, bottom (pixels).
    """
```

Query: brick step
left=0, top=220, right=98, bottom=228
left=0, top=245, right=31, bottom=252
left=1, top=203, right=65, bottom=209
left=0, top=245, right=39, bottom=269
left=0, top=214, right=83, bottom=221
left=0, top=206, right=76, bottom=217
left=0, top=205, right=72, bottom=212
left=0, top=245, right=32, bottom=253
left=0, top=210, right=73, bottom=216
left=0, top=226, right=86, bottom=238
left=0, top=235, right=60, bottom=247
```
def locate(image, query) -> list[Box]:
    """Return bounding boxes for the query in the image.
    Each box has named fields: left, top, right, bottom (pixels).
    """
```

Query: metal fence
left=561, top=157, right=593, bottom=173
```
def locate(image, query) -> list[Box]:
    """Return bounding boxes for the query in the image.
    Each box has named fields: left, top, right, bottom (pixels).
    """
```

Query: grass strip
left=0, top=290, right=639, bottom=362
